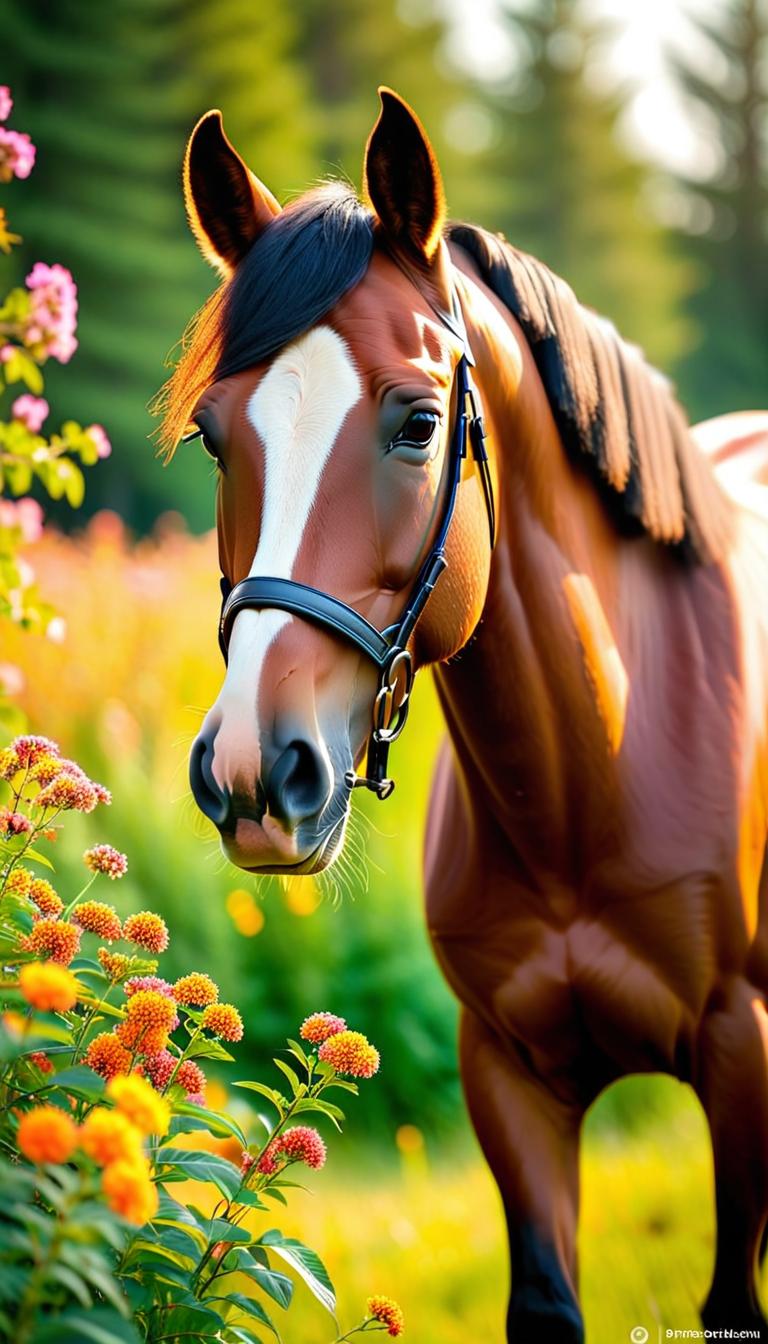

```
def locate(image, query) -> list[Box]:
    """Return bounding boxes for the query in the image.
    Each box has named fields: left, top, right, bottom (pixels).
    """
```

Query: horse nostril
left=265, top=738, right=332, bottom=826
left=189, top=732, right=230, bottom=828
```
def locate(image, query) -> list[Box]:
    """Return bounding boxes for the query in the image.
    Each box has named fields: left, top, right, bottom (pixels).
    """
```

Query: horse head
left=170, top=91, right=495, bottom=873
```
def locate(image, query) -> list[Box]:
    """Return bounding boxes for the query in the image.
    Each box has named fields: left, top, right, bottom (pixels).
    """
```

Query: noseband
left=215, top=310, right=496, bottom=801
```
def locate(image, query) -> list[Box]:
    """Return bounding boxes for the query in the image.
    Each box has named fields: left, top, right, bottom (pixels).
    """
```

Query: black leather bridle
left=191, top=302, right=496, bottom=801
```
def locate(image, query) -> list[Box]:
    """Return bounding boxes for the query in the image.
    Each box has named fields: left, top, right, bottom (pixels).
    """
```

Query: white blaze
left=214, top=327, right=361, bottom=771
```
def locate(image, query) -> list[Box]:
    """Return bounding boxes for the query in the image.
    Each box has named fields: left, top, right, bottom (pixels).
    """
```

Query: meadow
left=4, top=513, right=761, bottom=1338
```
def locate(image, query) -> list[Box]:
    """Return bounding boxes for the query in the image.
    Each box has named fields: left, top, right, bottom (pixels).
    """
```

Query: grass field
left=180, top=1075, right=722, bottom=1343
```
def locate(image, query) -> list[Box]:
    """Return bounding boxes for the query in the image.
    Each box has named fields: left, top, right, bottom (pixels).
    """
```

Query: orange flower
left=107, top=1073, right=170, bottom=1136
left=84, top=1031, right=131, bottom=1080
left=367, top=1296, right=405, bottom=1337
left=22, top=918, right=80, bottom=966
left=19, top=961, right=79, bottom=1012
left=200, top=1002, right=243, bottom=1042
left=300, top=1011, right=347, bottom=1044
left=4, top=866, right=32, bottom=898
left=97, top=948, right=131, bottom=981
left=73, top=900, right=122, bottom=941
left=29, top=878, right=64, bottom=919
left=102, top=1157, right=158, bottom=1225
left=81, top=1107, right=143, bottom=1165
left=18, top=1105, right=78, bottom=1165
left=318, top=1030, right=380, bottom=1079
left=123, top=911, right=168, bottom=954
left=117, top=990, right=177, bottom=1055
left=172, top=972, right=219, bottom=1006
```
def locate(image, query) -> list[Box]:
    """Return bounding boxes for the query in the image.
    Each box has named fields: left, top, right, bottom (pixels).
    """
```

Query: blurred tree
left=481, top=0, right=695, bottom=370
left=287, top=0, right=489, bottom=221
left=669, top=0, right=768, bottom=417
left=0, top=0, right=314, bottom=531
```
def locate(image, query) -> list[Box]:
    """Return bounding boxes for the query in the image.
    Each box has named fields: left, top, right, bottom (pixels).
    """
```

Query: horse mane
left=447, top=222, right=732, bottom=563
left=155, top=184, right=374, bottom=457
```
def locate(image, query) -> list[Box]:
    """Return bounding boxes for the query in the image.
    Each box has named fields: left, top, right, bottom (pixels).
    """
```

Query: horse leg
left=459, top=1007, right=584, bottom=1344
left=696, top=979, right=768, bottom=1330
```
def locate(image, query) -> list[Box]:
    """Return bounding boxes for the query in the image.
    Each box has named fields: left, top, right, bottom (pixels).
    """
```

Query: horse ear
left=183, top=110, right=281, bottom=278
left=363, top=87, right=446, bottom=264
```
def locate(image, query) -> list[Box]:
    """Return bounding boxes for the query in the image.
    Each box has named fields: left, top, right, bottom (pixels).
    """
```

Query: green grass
left=242, top=1079, right=725, bottom=1343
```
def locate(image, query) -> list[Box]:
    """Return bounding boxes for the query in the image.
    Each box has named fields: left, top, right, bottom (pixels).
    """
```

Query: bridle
left=208, top=295, right=496, bottom=801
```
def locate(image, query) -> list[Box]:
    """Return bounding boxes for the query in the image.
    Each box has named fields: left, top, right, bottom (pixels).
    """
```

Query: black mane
left=448, top=222, right=731, bottom=563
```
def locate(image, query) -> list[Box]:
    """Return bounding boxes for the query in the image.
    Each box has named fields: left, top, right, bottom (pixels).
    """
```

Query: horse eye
left=390, top=410, right=439, bottom=450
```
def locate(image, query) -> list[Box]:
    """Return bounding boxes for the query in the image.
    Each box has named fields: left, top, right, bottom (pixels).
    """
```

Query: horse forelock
left=154, top=184, right=374, bottom=458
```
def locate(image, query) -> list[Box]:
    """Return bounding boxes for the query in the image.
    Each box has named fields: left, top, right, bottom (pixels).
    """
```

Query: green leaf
left=169, top=1100, right=246, bottom=1146
left=285, top=1038, right=309, bottom=1068
left=208, top=1292, right=279, bottom=1338
left=256, top=1231, right=335, bottom=1315
left=44, top=1065, right=105, bottom=1100
left=145, top=1303, right=225, bottom=1340
left=155, top=1148, right=241, bottom=1201
left=29, top=1307, right=141, bottom=1344
left=272, top=1058, right=301, bottom=1096
left=205, top=1218, right=253, bottom=1246
left=185, top=1036, right=235, bottom=1063
left=233, top=1081, right=284, bottom=1114
left=22, top=847, right=54, bottom=871
left=49, top=1262, right=93, bottom=1307
left=233, top=1252, right=293, bottom=1309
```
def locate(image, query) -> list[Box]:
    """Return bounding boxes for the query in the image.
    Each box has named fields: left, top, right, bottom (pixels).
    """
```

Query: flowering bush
left=0, top=733, right=403, bottom=1342
left=0, top=85, right=109, bottom=730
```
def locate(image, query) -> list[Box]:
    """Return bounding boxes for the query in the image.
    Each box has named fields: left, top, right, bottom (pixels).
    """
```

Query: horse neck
left=435, top=271, right=629, bottom=872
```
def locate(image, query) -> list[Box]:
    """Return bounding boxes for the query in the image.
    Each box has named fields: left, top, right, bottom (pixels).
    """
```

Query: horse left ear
left=363, top=87, right=446, bottom=265
left=183, top=110, right=281, bottom=278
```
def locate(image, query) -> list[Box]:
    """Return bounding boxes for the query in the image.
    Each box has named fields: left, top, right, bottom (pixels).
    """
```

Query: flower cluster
left=23, top=262, right=78, bottom=365
left=0, top=90, right=35, bottom=185
left=1, top=735, right=398, bottom=1341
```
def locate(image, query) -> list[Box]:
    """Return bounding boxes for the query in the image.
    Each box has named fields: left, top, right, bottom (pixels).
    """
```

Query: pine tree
left=1, top=0, right=314, bottom=529
left=670, top=0, right=768, bottom=417
left=481, top=0, right=695, bottom=371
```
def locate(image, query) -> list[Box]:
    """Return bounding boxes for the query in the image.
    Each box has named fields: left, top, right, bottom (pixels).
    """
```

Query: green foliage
left=670, top=0, right=768, bottom=416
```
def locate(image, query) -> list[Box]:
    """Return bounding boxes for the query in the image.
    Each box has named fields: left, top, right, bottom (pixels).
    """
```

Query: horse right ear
left=183, top=110, right=281, bottom=278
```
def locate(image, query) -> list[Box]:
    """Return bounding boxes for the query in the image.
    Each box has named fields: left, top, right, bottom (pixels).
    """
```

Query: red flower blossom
left=83, top=844, right=127, bottom=879
left=176, top=1059, right=206, bottom=1097
left=367, top=1295, right=405, bottom=1336
left=318, top=1030, right=380, bottom=1079
left=141, top=1049, right=177, bottom=1091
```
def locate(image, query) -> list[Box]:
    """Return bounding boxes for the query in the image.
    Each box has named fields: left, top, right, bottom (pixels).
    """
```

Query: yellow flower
left=0, top=208, right=21, bottom=254
left=102, top=1156, right=158, bottom=1225
left=73, top=900, right=122, bottom=941
left=81, top=1107, right=143, bottom=1165
left=122, top=911, right=168, bottom=953
left=19, top=961, right=79, bottom=1012
left=172, top=972, right=219, bottom=1006
left=200, top=1002, right=243, bottom=1042
left=318, top=1030, right=380, bottom=1079
left=84, top=1031, right=132, bottom=1080
left=18, top=1105, right=78, bottom=1164
left=117, top=989, right=177, bottom=1055
left=366, top=1295, right=405, bottom=1336
left=108, top=1073, right=170, bottom=1136
left=22, top=918, right=80, bottom=966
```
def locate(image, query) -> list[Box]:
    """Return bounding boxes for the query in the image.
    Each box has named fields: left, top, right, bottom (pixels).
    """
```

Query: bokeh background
left=3, top=0, right=767, bottom=1338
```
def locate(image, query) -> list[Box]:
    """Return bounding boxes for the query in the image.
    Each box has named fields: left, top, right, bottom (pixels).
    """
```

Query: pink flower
left=12, top=735, right=59, bottom=766
left=0, top=807, right=33, bottom=836
left=0, top=128, right=35, bottom=182
left=83, top=844, right=128, bottom=879
left=24, top=263, right=78, bottom=364
left=86, top=424, right=111, bottom=459
left=300, top=1011, right=347, bottom=1045
left=0, top=497, right=44, bottom=543
left=257, top=1126, right=327, bottom=1173
left=142, top=1049, right=176, bottom=1091
left=12, top=395, right=49, bottom=432
left=0, top=88, right=12, bottom=122
left=0, top=344, right=15, bottom=362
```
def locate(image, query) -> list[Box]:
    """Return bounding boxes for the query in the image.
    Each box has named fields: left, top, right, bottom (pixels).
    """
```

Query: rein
left=215, top=299, right=496, bottom=800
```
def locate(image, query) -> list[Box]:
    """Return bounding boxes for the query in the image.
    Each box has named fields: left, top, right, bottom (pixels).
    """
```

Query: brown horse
left=160, top=90, right=768, bottom=1341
